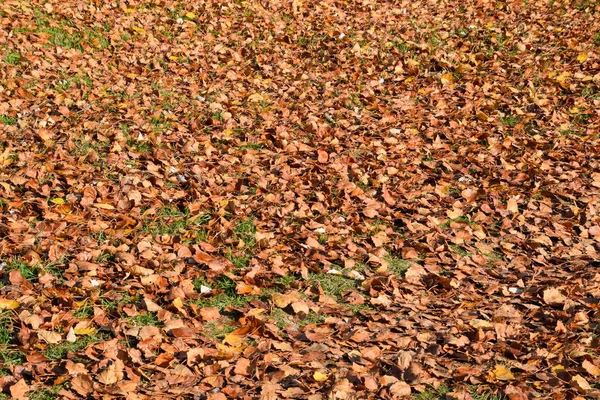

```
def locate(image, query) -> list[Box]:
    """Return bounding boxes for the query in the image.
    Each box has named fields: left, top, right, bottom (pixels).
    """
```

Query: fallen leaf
left=491, top=364, right=515, bottom=381
left=38, top=330, right=62, bottom=344
left=313, top=371, right=328, bottom=382
left=0, top=300, right=20, bottom=310
left=543, top=288, right=566, bottom=306
left=9, top=379, right=29, bottom=399
left=71, top=374, right=93, bottom=396
left=582, top=359, right=600, bottom=377
left=571, top=374, right=591, bottom=393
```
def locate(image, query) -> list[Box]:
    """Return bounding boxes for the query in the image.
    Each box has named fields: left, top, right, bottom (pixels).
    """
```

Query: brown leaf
left=582, top=359, right=600, bottom=377
left=317, top=149, right=328, bottom=163
left=9, top=379, right=29, bottom=399
left=491, top=364, right=515, bottom=381
left=71, top=374, right=93, bottom=396
left=200, top=307, right=220, bottom=322
left=38, top=330, right=62, bottom=344
left=389, top=381, right=411, bottom=397
left=543, top=288, right=566, bottom=306
left=272, top=292, right=300, bottom=308
left=97, top=361, right=124, bottom=385
left=234, top=357, right=251, bottom=376
left=571, top=374, right=591, bottom=393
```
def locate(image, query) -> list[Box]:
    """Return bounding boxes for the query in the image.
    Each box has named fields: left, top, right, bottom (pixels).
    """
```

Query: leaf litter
left=0, top=0, right=600, bottom=398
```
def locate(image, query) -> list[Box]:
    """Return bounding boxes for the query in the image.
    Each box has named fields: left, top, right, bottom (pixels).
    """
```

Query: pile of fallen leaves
left=0, top=0, right=599, bottom=398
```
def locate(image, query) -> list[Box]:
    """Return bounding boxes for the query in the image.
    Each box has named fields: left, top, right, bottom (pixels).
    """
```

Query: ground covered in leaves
left=0, top=0, right=599, bottom=398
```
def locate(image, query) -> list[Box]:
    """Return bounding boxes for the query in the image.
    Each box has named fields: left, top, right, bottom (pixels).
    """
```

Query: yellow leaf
left=73, top=327, right=96, bottom=336
left=216, top=343, right=245, bottom=359
left=313, top=371, right=328, bottom=382
left=469, top=319, right=494, bottom=329
left=248, top=93, right=264, bottom=102
left=272, top=292, right=300, bottom=308
left=132, top=27, right=146, bottom=34
left=507, top=198, right=519, bottom=213
left=185, top=12, right=196, bottom=19
left=50, top=197, right=65, bottom=205
left=93, top=203, right=115, bottom=210
left=38, top=330, right=62, bottom=344
left=577, top=53, right=589, bottom=63
left=492, top=364, right=515, bottom=381
left=0, top=299, right=20, bottom=310
left=223, top=333, right=244, bottom=347
left=446, top=208, right=464, bottom=219
left=476, top=112, right=489, bottom=122
left=440, top=73, right=454, bottom=85
left=172, top=297, right=184, bottom=309
left=168, top=55, right=178, bottom=61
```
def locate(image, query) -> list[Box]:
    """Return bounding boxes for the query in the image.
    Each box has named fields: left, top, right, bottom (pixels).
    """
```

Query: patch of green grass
left=72, top=301, right=94, bottom=319
left=440, top=216, right=472, bottom=229
left=42, top=27, right=84, bottom=50
left=449, top=244, right=472, bottom=257
left=43, top=260, right=65, bottom=282
left=2, top=258, right=39, bottom=282
left=194, top=292, right=253, bottom=310
left=573, top=113, right=591, bottom=125
left=193, top=276, right=256, bottom=310
left=202, top=321, right=236, bottom=340
left=234, top=217, right=256, bottom=247
left=270, top=308, right=293, bottom=330
left=318, top=234, right=329, bottom=245
left=274, top=275, right=296, bottom=287
left=413, top=384, right=451, bottom=399
left=100, top=298, right=118, bottom=312
left=44, top=334, right=106, bottom=359
left=594, top=31, right=600, bottom=45
left=0, top=313, right=13, bottom=346
left=130, top=312, right=160, bottom=326
left=29, top=387, right=61, bottom=400
left=238, top=142, right=264, bottom=150
left=0, top=348, right=25, bottom=365
left=126, top=138, right=153, bottom=153
left=309, top=272, right=358, bottom=299
left=499, top=114, right=519, bottom=127
left=73, top=139, right=110, bottom=157
left=0, top=115, right=17, bottom=126
left=413, top=385, right=504, bottom=400
left=298, top=311, right=326, bottom=327
left=193, top=279, right=211, bottom=293
left=386, top=255, right=411, bottom=278
left=4, top=52, right=21, bottom=65
left=559, top=129, right=583, bottom=137
left=94, top=253, right=114, bottom=264
left=343, top=303, right=374, bottom=314
left=469, top=387, right=505, bottom=400
left=142, top=206, right=210, bottom=239
left=226, top=252, right=252, bottom=269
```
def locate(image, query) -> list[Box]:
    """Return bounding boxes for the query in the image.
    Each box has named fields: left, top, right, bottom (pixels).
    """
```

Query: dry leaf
left=313, top=371, right=328, bottom=382
left=9, top=379, right=29, bottom=399
left=38, top=330, right=62, bottom=344
left=491, top=364, right=515, bottom=381
left=71, top=374, right=93, bottom=396
left=582, top=359, right=600, bottom=377
left=543, top=288, right=566, bottom=306
left=571, top=375, right=591, bottom=393
left=0, top=300, right=19, bottom=310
